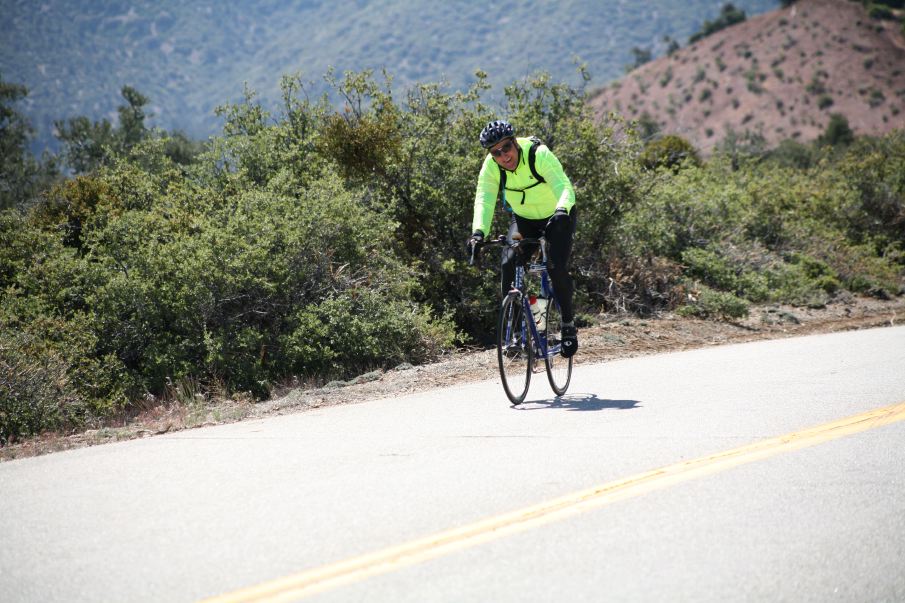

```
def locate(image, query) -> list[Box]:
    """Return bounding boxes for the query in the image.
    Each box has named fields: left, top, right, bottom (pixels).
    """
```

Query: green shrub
left=681, top=245, right=771, bottom=302
left=283, top=292, right=457, bottom=379
left=766, top=254, right=837, bottom=307
left=681, top=247, right=738, bottom=291
left=677, top=284, right=750, bottom=319
left=868, top=4, right=895, bottom=19
left=617, top=161, right=752, bottom=259
left=0, top=330, right=75, bottom=443
left=833, top=133, right=905, bottom=249
left=0, top=315, right=132, bottom=442
left=689, top=4, right=747, bottom=43
left=80, top=176, right=455, bottom=396
left=639, top=135, right=701, bottom=171
left=764, top=139, right=815, bottom=169
left=817, top=113, right=855, bottom=147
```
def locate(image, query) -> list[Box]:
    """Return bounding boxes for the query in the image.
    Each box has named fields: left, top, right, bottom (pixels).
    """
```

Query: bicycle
left=470, top=234, right=573, bottom=405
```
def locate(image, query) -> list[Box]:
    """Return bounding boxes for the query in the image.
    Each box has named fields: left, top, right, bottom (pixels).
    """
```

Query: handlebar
left=468, top=234, right=547, bottom=267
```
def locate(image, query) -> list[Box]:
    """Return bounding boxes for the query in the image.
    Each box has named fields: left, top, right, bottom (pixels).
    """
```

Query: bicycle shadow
left=513, top=393, right=642, bottom=411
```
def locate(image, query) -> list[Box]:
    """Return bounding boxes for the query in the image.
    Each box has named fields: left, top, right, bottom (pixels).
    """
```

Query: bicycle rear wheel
left=543, top=297, right=572, bottom=396
left=497, top=294, right=533, bottom=405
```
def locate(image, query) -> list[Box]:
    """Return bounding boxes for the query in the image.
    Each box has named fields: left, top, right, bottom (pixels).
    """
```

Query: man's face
left=489, top=137, right=518, bottom=171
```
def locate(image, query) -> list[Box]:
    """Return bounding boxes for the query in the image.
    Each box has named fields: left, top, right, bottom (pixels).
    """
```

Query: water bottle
left=529, top=295, right=547, bottom=331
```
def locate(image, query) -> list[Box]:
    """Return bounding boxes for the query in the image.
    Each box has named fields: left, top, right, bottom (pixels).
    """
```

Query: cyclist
left=467, top=119, right=578, bottom=357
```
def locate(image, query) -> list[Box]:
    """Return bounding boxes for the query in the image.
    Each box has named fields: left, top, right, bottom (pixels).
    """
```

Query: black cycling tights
left=500, top=208, right=578, bottom=324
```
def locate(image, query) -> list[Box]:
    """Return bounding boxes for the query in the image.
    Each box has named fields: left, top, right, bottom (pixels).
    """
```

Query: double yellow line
left=204, top=401, right=905, bottom=603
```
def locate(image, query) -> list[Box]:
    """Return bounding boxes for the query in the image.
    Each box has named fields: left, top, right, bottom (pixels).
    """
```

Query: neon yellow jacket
left=471, top=137, right=576, bottom=235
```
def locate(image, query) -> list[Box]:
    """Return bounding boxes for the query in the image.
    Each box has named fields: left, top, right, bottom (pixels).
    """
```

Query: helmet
left=479, top=120, right=515, bottom=149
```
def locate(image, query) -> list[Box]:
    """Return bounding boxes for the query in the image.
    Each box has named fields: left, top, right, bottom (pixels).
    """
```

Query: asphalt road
left=2, top=326, right=904, bottom=602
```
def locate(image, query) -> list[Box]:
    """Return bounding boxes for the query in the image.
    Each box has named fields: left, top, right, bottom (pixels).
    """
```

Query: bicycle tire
left=543, top=297, right=572, bottom=396
left=497, top=294, right=533, bottom=405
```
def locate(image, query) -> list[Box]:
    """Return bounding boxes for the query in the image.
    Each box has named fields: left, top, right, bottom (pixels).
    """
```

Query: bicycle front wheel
left=497, top=294, right=533, bottom=405
left=543, top=297, right=572, bottom=396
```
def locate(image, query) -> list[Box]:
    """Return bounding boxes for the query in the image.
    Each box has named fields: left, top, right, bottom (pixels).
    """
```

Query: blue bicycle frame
left=504, top=239, right=562, bottom=363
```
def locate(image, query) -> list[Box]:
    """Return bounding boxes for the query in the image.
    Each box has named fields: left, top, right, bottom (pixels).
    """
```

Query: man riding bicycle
left=467, top=119, right=579, bottom=357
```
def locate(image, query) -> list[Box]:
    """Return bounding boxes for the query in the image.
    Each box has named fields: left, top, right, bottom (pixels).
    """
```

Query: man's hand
left=466, top=231, right=484, bottom=253
left=466, top=231, right=484, bottom=265
left=547, top=207, right=570, bottom=229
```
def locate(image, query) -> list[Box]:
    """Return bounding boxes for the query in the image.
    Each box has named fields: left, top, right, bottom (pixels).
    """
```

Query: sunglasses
left=489, top=140, right=514, bottom=157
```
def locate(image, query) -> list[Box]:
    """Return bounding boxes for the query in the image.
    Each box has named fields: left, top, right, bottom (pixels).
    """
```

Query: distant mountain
left=589, top=0, right=905, bottom=152
left=3, top=0, right=780, bottom=153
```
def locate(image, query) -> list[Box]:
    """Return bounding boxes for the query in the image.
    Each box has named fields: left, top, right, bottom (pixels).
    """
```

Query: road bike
left=470, top=234, right=573, bottom=405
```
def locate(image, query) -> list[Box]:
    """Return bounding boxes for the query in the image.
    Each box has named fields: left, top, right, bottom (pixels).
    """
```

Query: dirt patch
left=2, top=294, right=902, bottom=461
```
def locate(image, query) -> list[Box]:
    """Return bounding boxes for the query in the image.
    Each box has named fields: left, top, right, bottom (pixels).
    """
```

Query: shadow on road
left=513, top=393, right=642, bottom=411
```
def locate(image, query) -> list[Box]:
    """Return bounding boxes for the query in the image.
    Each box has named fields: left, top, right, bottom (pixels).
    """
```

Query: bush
left=868, top=4, right=895, bottom=19
left=678, top=284, right=750, bottom=320
left=0, top=331, right=75, bottom=443
left=682, top=247, right=739, bottom=291
left=766, top=254, right=838, bottom=308
left=639, top=135, right=701, bottom=171
left=831, top=133, right=905, bottom=251
left=0, top=315, right=132, bottom=442
left=817, top=113, right=855, bottom=147
left=764, top=139, right=815, bottom=169
left=82, top=176, right=455, bottom=396
left=689, top=4, right=747, bottom=43
left=593, top=254, right=684, bottom=316
left=283, top=292, right=457, bottom=378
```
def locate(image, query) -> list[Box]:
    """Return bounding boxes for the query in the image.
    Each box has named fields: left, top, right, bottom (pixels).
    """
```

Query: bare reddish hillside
left=589, top=0, right=905, bottom=152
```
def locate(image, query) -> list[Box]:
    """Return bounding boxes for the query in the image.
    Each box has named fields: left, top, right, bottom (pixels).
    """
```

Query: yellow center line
left=202, top=401, right=905, bottom=603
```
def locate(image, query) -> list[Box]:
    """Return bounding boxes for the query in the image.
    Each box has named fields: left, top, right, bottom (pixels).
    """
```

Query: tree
left=55, top=85, right=151, bottom=174
left=635, top=112, right=660, bottom=141
left=817, top=113, right=855, bottom=148
left=639, top=135, right=701, bottom=171
left=625, top=46, right=653, bottom=73
left=0, top=76, right=57, bottom=209
left=662, top=35, right=681, bottom=56
left=117, top=86, right=150, bottom=151
left=689, top=4, right=747, bottom=43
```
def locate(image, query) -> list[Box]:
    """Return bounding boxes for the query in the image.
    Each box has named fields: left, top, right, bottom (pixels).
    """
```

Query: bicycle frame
left=503, top=238, right=561, bottom=363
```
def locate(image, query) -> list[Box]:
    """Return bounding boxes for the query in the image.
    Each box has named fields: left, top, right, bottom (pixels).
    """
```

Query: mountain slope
left=589, top=0, right=905, bottom=152
left=2, top=0, right=780, bottom=152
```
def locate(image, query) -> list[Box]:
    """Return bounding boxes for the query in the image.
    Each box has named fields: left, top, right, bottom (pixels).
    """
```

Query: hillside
left=2, top=0, right=781, bottom=153
left=589, top=0, right=905, bottom=152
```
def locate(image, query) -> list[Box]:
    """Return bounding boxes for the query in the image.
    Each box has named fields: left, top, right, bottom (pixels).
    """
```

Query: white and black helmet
left=479, top=120, right=515, bottom=149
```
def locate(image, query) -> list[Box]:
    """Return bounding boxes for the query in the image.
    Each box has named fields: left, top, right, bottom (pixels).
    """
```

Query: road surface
left=2, top=326, right=904, bottom=602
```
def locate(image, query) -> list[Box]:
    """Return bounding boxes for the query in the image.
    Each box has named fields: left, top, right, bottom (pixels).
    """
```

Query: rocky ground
left=2, top=294, right=903, bottom=461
